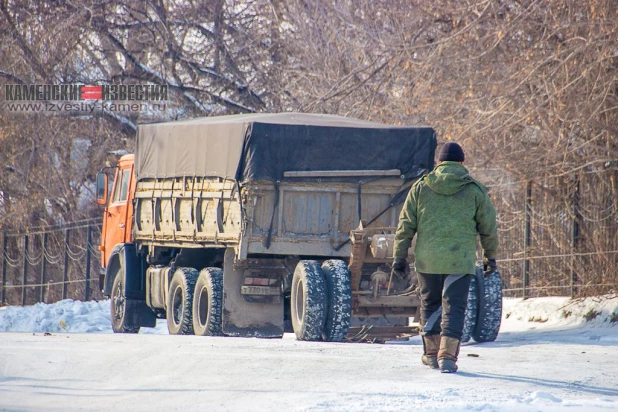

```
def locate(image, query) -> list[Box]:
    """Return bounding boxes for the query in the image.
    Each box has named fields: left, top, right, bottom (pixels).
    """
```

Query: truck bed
left=133, top=176, right=406, bottom=259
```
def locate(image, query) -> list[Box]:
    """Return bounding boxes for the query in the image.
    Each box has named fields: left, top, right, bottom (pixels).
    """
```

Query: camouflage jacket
left=393, top=161, right=498, bottom=274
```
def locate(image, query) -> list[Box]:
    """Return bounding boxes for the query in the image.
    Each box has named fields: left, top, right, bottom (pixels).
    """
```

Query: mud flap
left=124, top=299, right=157, bottom=328
left=222, top=248, right=283, bottom=338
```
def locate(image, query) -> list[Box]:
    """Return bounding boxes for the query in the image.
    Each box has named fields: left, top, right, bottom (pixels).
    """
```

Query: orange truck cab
left=99, top=154, right=135, bottom=269
left=97, top=154, right=156, bottom=331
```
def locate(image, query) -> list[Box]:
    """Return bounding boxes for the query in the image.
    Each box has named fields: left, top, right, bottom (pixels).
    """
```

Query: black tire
left=461, top=274, right=478, bottom=343
left=473, top=265, right=503, bottom=343
left=291, top=260, right=327, bottom=341
left=167, top=267, right=198, bottom=335
left=321, top=260, right=352, bottom=342
left=110, top=266, right=140, bottom=334
left=192, top=267, right=224, bottom=336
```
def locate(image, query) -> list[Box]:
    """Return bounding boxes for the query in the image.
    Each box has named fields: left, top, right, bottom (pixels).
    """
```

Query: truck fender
left=104, top=243, right=156, bottom=328
left=103, top=243, right=144, bottom=299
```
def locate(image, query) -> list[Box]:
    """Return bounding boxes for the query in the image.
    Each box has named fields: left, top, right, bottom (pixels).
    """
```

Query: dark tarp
left=135, top=113, right=436, bottom=183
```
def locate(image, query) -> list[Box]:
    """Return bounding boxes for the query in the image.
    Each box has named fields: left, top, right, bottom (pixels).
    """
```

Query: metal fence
left=1, top=169, right=616, bottom=307
left=1, top=219, right=104, bottom=306
left=491, top=169, right=618, bottom=298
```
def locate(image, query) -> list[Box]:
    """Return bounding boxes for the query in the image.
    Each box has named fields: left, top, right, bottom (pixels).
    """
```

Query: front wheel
left=192, top=267, right=224, bottom=336
left=167, top=267, right=198, bottom=335
left=291, top=260, right=327, bottom=341
left=110, top=267, right=139, bottom=334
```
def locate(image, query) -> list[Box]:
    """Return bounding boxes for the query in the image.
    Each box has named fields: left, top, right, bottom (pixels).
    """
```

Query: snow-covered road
left=1, top=297, right=617, bottom=411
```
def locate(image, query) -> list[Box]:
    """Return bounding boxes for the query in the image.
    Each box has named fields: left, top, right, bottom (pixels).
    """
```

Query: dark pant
left=417, top=273, right=472, bottom=340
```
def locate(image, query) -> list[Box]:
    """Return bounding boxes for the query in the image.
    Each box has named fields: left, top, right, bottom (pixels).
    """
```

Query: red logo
left=80, top=85, right=102, bottom=100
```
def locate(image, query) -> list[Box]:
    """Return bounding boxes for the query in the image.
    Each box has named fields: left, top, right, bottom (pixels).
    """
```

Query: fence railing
left=1, top=219, right=104, bottom=306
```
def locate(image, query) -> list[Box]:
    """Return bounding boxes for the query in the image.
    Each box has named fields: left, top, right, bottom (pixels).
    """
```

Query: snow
left=1, top=296, right=617, bottom=411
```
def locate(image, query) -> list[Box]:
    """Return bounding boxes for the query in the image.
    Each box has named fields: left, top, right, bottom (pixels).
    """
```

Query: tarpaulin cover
left=135, top=113, right=436, bottom=183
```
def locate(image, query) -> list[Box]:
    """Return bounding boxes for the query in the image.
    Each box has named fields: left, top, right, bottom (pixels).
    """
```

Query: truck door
left=102, top=166, right=132, bottom=266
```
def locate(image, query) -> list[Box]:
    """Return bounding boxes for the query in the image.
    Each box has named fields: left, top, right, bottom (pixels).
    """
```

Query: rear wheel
left=167, top=267, right=198, bottom=335
left=321, top=260, right=352, bottom=342
left=473, top=266, right=503, bottom=343
left=291, top=260, right=327, bottom=341
left=110, top=266, right=139, bottom=334
left=192, top=267, right=224, bottom=336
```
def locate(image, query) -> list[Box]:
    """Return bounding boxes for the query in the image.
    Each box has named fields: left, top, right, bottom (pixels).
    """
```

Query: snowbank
left=0, top=299, right=167, bottom=334
left=1, top=295, right=617, bottom=336
left=501, top=295, right=618, bottom=337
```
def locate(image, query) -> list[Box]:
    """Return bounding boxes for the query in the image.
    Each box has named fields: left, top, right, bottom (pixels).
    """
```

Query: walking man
left=392, top=142, right=498, bottom=373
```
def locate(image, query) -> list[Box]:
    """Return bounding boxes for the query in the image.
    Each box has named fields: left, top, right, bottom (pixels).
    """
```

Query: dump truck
left=96, top=113, right=502, bottom=342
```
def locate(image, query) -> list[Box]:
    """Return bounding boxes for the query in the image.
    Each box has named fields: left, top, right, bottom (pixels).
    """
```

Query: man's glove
left=391, top=258, right=409, bottom=280
left=483, top=258, right=497, bottom=277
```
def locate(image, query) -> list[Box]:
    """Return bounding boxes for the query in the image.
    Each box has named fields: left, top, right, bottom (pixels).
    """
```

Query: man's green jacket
left=393, top=161, right=498, bottom=275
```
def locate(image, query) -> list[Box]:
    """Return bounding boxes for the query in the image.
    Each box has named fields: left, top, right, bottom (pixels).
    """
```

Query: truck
left=96, top=112, right=502, bottom=342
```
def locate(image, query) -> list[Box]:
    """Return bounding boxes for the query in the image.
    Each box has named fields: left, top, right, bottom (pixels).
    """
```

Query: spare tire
left=472, top=265, right=503, bottom=343
left=461, top=274, right=478, bottom=343
left=291, top=260, right=327, bottom=341
left=321, top=260, right=352, bottom=342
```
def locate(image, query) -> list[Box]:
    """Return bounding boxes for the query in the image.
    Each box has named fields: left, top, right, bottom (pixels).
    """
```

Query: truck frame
left=97, top=113, right=439, bottom=341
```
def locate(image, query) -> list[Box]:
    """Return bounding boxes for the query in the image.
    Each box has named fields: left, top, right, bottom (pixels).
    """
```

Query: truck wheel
left=110, top=266, right=140, bottom=334
left=321, top=260, right=352, bottom=342
left=461, top=274, right=478, bottom=343
left=473, top=266, right=503, bottom=343
left=291, top=260, right=327, bottom=341
left=167, top=267, right=198, bottom=335
left=192, top=267, right=224, bottom=336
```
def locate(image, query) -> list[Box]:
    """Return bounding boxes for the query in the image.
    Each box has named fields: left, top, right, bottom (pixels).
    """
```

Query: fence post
left=22, top=234, right=29, bottom=305
left=62, top=229, right=70, bottom=300
left=40, top=232, right=47, bottom=303
left=84, top=225, right=92, bottom=301
left=1, top=232, right=6, bottom=305
left=523, top=181, right=532, bottom=299
left=571, top=178, right=580, bottom=297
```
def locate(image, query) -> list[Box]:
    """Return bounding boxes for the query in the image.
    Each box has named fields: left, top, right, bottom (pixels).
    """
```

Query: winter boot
left=437, top=336, right=461, bottom=373
left=421, top=334, right=440, bottom=369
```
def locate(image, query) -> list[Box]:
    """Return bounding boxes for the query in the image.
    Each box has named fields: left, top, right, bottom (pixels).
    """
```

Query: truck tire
left=192, top=267, right=224, bottom=336
left=167, top=267, right=198, bottom=335
left=473, top=266, right=503, bottom=343
left=110, top=266, right=140, bottom=334
left=321, top=260, right=352, bottom=342
left=461, top=274, right=478, bottom=343
left=291, top=260, right=327, bottom=341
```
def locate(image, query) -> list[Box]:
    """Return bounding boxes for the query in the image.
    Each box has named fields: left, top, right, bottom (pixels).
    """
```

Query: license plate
left=241, top=285, right=280, bottom=296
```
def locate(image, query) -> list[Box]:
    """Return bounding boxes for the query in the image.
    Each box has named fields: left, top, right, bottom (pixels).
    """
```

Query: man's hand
left=391, top=258, right=409, bottom=280
left=483, top=258, right=497, bottom=277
